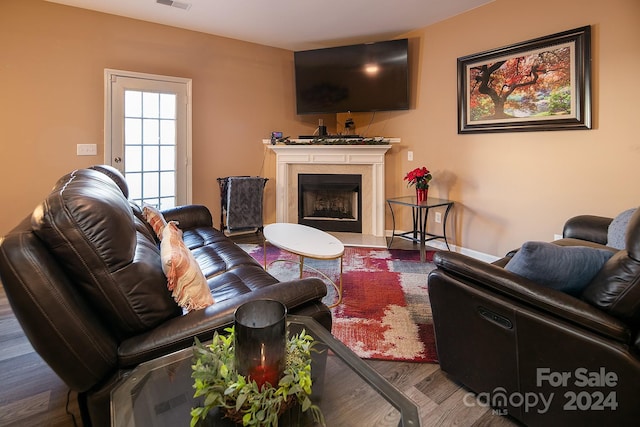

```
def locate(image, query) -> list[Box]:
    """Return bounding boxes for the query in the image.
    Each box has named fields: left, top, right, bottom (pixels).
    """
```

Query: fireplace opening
left=298, top=174, right=362, bottom=233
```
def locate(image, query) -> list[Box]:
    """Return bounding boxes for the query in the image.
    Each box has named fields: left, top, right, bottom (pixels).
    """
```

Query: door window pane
left=125, top=118, right=142, bottom=145
left=143, top=146, right=159, bottom=171
left=142, top=92, right=159, bottom=118
left=160, top=171, right=175, bottom=197
left=160, top=146, right=175, bottom=171
left=143, top=119, right=159, bottom=145
left=160, top=120, right=175, bottom=145
left=143, top=173, right=160, bottom=199
left=125, top=91, right=142, bottom=117
left=160, top=94, right=176, bottom=119
left=127, top=172, right=142, bottom=201
left=125, top=146, right=142, bottom=173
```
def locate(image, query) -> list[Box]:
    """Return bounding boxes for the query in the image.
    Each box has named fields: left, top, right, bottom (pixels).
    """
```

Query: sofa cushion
left=160, top=222, right=214, bottom=311
left=31, top=168, right=180, bottom=338
left=607, top=208, right=637, bottom=250
left=143, top=204, right=167, bottom=240
left=505, top=241, right=614, bottom=296
left=131, top=202, right=160, bottom=243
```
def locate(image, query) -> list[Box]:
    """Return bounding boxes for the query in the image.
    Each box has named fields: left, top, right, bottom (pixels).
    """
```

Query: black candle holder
left=234, top=299, right=287, bottom=390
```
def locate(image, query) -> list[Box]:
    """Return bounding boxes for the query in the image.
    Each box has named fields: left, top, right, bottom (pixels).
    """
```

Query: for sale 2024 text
left=537, top=367, right=618, bottom=412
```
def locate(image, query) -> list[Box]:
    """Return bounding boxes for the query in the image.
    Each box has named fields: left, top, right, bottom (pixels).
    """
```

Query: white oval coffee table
left=263, top=223, right=344, bottom=307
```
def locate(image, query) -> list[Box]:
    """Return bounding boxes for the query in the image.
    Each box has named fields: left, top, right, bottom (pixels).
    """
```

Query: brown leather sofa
left=0, top=166, right=331, bottom=427
left=428, top=210, right=640, bottom=426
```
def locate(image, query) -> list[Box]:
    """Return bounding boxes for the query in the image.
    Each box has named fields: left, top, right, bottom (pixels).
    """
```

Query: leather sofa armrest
left=563, top=214, right=612, bottom=244
left=432, top=251, right=631, bottom=343
left=117, top=277, right=327, bottom=366
left=162, top=205, right=214, bottom=229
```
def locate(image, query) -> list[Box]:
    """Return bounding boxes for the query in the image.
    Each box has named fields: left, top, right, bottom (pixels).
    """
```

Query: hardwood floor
left=0, top=284, right=82, bottom=426
left=0, top=234, right=521, bottom=426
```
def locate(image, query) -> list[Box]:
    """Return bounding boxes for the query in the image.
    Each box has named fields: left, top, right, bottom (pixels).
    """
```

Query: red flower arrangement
left=404, top=166, right=432, bottom=190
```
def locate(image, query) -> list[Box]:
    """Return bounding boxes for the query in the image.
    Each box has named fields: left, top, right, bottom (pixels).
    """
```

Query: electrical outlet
left=408, top=150, right=413, bottom=161
left=435, top=212, right=442, bottom=223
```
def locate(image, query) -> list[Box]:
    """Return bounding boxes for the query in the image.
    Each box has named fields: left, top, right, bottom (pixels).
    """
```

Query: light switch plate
left=77, top=144, right=97, bottom=156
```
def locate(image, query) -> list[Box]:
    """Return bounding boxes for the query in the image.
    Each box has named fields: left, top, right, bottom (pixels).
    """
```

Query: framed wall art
left=457, top=26, right=592, bottom=134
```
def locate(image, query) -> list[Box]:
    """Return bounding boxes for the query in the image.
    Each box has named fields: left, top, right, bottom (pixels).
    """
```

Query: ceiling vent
left=156, top=0, right=191, bottom=11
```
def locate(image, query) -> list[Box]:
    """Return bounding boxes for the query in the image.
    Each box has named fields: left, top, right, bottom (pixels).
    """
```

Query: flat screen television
left=294, top=39, right=409, bottom=115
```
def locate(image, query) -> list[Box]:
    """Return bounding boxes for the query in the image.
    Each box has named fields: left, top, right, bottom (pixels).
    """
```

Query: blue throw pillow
left=505, top=241, right=614, bottom=296
left=607, top=208, right=636, bottom=250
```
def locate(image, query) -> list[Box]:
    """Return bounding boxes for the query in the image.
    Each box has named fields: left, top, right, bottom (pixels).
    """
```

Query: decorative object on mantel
left=284, top=137, right=390, bottom=145
left=404, top=166, right=432, bottom=203
left=190, top=324, right=325, bottom=426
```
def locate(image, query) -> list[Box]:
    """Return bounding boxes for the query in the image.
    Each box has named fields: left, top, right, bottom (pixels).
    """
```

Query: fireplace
left=298, top=174, right=362, bottom=233
left=265, top=142, right=394, bottom=237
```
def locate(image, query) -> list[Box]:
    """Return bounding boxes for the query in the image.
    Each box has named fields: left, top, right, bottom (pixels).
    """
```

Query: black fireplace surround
left=298, top=174, right=362, bottom=233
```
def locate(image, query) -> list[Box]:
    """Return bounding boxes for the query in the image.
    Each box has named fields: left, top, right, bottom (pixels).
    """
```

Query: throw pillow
left=607, top=208, right=637, bottom=250
left=143, top=204, right=167, bottom=240
left=505, top=241, right=615, bottom=296
left=160, top=222, right=214, bottom=311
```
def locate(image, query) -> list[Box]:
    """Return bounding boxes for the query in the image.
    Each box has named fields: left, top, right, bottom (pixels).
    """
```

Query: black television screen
left=294, top=39, right=409, bottom=115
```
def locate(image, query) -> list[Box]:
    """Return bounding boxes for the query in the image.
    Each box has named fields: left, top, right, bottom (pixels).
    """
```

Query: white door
left=105, top=69, right=192, bottom=208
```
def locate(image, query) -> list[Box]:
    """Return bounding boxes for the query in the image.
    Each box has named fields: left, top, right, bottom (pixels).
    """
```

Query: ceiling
left=45, top=0, right=493, bottom=51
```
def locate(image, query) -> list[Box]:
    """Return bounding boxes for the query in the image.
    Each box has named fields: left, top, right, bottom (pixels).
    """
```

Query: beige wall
left=0, top=0, right=331, bottom=236
left=345, top=0, right=639, bottom=256
left=1, top=0, right=639, bottom=258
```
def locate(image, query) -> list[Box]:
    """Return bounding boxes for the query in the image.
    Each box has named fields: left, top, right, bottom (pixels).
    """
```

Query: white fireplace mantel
left=265, top=142, right=396, bottom=237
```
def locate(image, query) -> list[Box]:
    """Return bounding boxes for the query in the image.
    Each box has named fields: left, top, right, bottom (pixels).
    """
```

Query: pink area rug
left=239, top=244, right=438, bottom=363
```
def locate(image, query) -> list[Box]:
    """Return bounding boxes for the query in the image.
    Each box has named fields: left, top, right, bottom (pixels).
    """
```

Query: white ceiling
left=45, top=0, right=493, bottom=51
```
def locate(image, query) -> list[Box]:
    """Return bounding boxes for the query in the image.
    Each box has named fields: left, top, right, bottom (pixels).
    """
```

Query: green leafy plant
left=190, top=327, right=325, bottom=427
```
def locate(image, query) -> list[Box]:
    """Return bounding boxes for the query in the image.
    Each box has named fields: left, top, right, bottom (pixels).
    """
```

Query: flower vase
left=416, top=187, right=429, bottom=203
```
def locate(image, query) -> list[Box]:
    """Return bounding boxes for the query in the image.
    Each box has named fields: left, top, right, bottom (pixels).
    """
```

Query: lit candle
left=234, top=300, right=287, bottom=391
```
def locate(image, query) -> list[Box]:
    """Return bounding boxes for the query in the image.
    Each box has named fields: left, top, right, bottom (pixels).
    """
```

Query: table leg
left=263, top=240, right=267, bottom=270
left=325, top=256, right=344, bottom=308
left=419, top=208, right=428, bottom=262
left=442, top=203, right=454, bottom=251
left=412, top=207, right=418, bottom=240
left=387, top=200, right=396, bottom=248
left=265, top=256, right=342, bottom=307
left=336, top=256, right=343, bottom=306
left=299, top=255, right=304, bottom=279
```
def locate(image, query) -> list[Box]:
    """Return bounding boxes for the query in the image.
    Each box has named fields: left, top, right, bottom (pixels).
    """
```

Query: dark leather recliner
left=0, top=166, right=331, bottom=427
left=428, top=210, right=640, bottom=426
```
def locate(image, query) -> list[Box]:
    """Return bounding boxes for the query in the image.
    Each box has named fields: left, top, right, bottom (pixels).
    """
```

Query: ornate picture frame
left=457, top=26, right=592, bottom=134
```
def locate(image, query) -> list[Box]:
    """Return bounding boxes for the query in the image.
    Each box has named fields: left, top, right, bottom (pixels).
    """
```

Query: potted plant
left=190, top=327, right=325, bottom=427
left=404, top=166, right=432, bottom=202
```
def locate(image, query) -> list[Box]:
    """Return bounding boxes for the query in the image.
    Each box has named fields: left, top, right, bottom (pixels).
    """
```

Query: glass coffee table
left=111, top=315, right=420, bottom=427
left=263, top=223, right=344, bottom=307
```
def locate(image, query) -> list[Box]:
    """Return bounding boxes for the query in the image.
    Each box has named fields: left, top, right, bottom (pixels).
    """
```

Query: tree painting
left=468, top=43, right=573, bottom=122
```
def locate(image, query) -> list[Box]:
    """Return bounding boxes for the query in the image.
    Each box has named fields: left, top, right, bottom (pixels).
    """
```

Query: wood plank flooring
left=0, top=234, right=522, bottom=426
